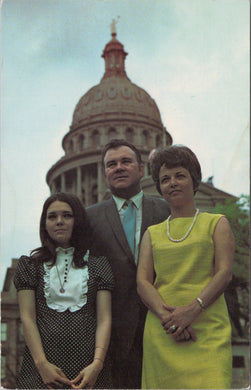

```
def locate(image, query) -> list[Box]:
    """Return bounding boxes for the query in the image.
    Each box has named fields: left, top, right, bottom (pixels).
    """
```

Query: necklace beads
left=166, top=209, right=199, bottom=242
left=56, top=259, right=72, bottom=293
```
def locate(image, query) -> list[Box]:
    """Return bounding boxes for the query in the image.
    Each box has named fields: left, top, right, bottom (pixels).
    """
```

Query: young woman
left=14, top=193, right=114, bottom=389
left=137, top=146, right=235, bottom=389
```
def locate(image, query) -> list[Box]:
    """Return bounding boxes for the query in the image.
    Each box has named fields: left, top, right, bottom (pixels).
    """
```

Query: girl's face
left=45, top=201, right=74, bottom=248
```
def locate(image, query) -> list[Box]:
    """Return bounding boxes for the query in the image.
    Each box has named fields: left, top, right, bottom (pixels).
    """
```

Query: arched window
left=54, top=177, right=61, bottom=192
left=92, top=130, right=100, bottom=147
left=78, top=134, right=85, bottom=151
left=156, top=134, right=162, bottom=148
left=125, top=128, right=134, bottom=143
left=147, top=162, right=151, bottom=175
left=108, top=127, right=117, bottom=140
left=65, top=170, right=75, bottom=193
left=143, top=130, right=149, bottom=147
left=1, top=322, right=7, bottom=342
left=92, top=184, right=98, bottom=204
left=68, top=139, right=73, bottom=154
left=81, top=188, right=86, bottom=207
left=1, top=355, right=6, bottom=379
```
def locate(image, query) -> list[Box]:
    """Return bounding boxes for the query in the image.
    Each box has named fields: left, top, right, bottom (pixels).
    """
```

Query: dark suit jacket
left=86, top=195, right=170, bottom=361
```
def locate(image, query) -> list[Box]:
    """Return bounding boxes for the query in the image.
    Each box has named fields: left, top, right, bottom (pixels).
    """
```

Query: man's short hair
left=102, top=139, right=143, bottom=167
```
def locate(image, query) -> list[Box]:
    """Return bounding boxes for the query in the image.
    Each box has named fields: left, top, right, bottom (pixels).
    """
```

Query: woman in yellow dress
left=137, top=145, right=235, bottom=389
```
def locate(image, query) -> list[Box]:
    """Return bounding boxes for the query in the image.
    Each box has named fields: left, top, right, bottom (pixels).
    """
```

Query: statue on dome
left=110, top=16, right=120, bottom=35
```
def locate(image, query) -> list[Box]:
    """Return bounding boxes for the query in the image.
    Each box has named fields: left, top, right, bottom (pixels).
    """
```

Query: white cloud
left=165, top=57, right=223, bottom=95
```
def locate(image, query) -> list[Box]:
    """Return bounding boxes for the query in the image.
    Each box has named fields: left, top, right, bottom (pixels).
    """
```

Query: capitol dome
left=71, top=31, right=164, bottom=129
left=46, top=27, right=172, bottom=206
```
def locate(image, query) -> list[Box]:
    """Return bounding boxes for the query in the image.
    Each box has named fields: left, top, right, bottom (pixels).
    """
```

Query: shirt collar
left=113, top=190, right=143, bottom=211
left=56, top=247, right=75, bottom=255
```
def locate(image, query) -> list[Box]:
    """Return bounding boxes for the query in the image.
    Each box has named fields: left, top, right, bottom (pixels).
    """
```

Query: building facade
left=1, top=259, right=25, bottom=389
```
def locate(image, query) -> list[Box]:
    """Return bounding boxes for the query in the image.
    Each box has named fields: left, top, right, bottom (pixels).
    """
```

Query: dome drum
left=71, top=112, right=165, bottom=131
left=50, top=163, right=100, bottom=207
left=62, top=122, right=171, bottom=157
left=47, top=149, right=101, bottom=183
left=47, top=147, right=158, bottom=206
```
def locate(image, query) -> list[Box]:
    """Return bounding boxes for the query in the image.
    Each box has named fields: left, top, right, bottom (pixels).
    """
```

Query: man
left=87, top=139, right=170, bottom=389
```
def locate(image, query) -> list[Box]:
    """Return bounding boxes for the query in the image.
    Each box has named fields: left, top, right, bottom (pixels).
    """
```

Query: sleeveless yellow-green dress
left=142, top=213, right=232, bottom=389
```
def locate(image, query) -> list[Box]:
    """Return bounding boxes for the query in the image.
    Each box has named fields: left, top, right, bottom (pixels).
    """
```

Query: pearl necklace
left=166, top=209, right=199, bottom=242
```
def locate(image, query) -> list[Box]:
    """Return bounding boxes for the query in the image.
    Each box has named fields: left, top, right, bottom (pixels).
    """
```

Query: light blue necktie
left=122, top=200, right=136, bottom=253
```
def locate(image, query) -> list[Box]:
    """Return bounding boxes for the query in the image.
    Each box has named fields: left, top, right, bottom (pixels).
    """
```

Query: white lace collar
left=43, top=250, right=89, bottom=312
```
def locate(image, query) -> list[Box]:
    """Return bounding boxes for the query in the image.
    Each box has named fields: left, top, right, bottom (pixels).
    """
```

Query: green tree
left=212, top=195, right=249, bottom=338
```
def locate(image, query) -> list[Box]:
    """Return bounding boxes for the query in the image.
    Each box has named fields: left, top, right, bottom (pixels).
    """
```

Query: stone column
left=51, top=180, right=56, bottom=194
left=134, top=127, right=142, bottom=147
left=85, top=171, right=91, bottom=206
left=61, top=173, right=66, bottom=192
left=100, top=128, right=106, bottom=146
left=149, top=130, right=154, bottom=149
left=97, top=161, right=104, bottom=202
left=76, top=166, right=82, bottom=198
left=86, top=129, right=91, bottom=148
left=118, top=127, right=124, bottom=137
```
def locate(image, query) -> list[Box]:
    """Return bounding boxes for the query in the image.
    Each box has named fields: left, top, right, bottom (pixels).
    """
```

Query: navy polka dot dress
left=14, top=255, right=115, bottom=389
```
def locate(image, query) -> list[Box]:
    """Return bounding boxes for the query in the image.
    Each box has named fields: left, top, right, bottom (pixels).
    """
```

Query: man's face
left=103, top=146, right=144, bottom=198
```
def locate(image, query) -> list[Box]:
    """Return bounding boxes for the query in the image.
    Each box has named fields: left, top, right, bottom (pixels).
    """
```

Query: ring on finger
left=170, top=325, right=177, bottom=332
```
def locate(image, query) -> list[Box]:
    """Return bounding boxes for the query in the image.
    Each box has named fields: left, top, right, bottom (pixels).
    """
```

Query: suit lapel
left=104, top=198, right=134, bottom=260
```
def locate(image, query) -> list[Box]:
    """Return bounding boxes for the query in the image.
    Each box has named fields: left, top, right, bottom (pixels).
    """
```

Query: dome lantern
left=101, top=20, right=128, bottom=80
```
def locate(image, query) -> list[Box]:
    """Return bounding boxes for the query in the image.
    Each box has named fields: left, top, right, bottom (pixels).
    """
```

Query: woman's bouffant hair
left=151, top=145, right=202, bottom=195
left=31, top=192, right=93, bottom=268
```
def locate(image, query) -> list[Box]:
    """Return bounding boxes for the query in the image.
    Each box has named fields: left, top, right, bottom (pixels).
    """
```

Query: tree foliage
left=212, top=195, right=249, bottom=338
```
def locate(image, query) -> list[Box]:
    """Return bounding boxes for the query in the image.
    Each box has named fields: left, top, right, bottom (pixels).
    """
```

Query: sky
left=0, top=0, right=249, bottom=288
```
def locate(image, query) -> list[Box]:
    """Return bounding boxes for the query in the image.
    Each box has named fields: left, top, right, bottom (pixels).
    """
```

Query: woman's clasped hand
left=37, top=359, right=104, bottom=389
left=71, top=360, right=104, bottom=389
left=161, top=303, right=199, bottom=341
left=36, top=360, right=72, bottom=389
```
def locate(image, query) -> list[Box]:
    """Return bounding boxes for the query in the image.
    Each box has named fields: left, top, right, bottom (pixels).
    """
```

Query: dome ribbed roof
left=72, top=76, right=162, bottom=126
left=71, top=32, right=163, bottom=128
